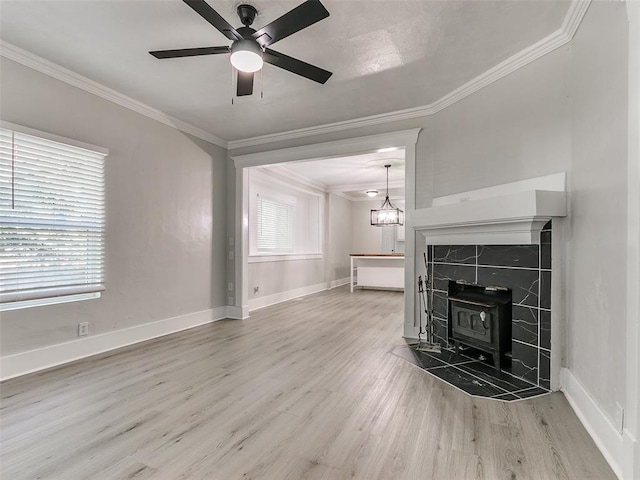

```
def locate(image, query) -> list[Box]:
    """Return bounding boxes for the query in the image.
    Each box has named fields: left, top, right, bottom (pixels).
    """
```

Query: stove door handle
left=480, top=311, right=488, bottom=329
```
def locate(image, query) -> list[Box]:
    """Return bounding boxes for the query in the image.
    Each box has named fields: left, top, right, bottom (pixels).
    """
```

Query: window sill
left=0, top=292, right=101, bottom=312
left=249, top=254, right=323, bottom=264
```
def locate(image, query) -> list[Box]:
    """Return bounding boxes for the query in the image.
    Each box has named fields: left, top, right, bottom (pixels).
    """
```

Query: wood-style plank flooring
left=1, top=287, right=615, bottom=479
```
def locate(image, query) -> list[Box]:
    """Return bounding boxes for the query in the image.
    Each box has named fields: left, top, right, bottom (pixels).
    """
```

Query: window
left=0, top=123, right=107, bottom=310
left=248, top=169, right=322, bottom=260
left=257, top=195, right=294, bottom=253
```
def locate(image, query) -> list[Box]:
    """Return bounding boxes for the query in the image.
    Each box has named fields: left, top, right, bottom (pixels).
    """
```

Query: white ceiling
left=0, top=0, right=571, bottom=142
left=259, top=148, right=405, bottom=200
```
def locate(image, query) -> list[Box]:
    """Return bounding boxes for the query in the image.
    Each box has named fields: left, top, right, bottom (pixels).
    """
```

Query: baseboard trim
left=226, top=305, right=248, bottom=320
left=0, top=306, right=228, bottom=381
left=248, top=282, right=327, bottom=312
left=330, top=277, right=350, bottom=289
left=561, top=367, right=629, bottom=479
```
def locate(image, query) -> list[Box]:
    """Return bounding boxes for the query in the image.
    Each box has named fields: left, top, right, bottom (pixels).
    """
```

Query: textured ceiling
left=0, top=0, right=571, bottom=141
left=262, top=149, right=405, bottom=199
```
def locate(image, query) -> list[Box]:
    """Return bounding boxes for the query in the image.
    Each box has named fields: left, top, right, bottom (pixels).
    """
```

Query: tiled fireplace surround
left=421, top=221, right=553, bottom=391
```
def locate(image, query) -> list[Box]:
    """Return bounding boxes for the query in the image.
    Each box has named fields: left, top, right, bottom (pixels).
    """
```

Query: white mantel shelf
left=411, top=190, right=567, bottom=245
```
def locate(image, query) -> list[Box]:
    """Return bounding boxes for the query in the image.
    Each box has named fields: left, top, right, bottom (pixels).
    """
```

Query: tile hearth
left=392, top=343, right=549, bottom=401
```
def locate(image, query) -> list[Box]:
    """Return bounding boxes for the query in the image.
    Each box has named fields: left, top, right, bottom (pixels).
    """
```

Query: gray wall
left=567, top=1, right=629, bottom=427
left=227, top=0, right=630, bottom=434
left=0, top=58, right=228, bottom=356
left=351, top=199, right=383, bottom=254
left=328, top=193, right=353, bottom=283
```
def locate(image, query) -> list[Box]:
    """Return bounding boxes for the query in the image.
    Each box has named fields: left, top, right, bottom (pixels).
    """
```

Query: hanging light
left=370, top=164, right=403, bottom=226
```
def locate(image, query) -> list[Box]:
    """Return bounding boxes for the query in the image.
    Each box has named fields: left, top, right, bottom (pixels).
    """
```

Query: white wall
left=0, top=58, right=227, bottom=357
left=351, top=199, right=383, bottom=254
left=328, top=193, right=353, bottom=283
left=567, top=0, right=629, bottom=435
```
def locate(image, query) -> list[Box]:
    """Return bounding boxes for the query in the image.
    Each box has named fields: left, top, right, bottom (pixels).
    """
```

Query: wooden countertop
left=349, top=253, right=405, bottom=257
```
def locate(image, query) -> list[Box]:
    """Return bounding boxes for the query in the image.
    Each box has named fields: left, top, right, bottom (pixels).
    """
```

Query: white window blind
left=257, top=195, right=294, bottom=252
left=0, top=126, right=107, bottom=305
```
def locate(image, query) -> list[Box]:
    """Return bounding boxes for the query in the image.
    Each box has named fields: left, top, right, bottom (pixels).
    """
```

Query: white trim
left=227, top=0, right=591, bottom=150
left=0, top=41, right=226, bottom=149
left=1, top=2, right=590, bottom=152
left=330, top=277, right=350, bottom=289
left=0, top=292, right=100, bottom=312
left=248, top=282, right=327, bottom=312
left=561, top=367, right=637, bottom=480
left=0, top=306, right=229, bottom=381
left=225, top=305, right=247, bottom=320
left=432, top=173, right=566, bottom=206
left=248, top=253, right=323, bottom=263
left=1, top=120, right=109, bottom=155
left=412, top=190, right=566, bottom=246
left=232, top=129, right=422, bottom=169
left=326, top=180, right=405, bottom=194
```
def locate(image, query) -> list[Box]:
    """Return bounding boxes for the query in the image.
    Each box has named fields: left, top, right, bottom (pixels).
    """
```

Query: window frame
left=0, top=121, right=108, bottom=311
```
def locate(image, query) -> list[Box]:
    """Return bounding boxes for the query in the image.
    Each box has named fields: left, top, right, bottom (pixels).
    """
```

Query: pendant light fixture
left=370, top=165, right=404, bottom=226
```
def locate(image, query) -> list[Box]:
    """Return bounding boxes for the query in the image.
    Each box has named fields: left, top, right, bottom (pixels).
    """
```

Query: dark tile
left=542, top=220, right=552, bottom=231
left=433, top=263, right=476, bottom=292
left=457, top=362, right=535, bottom=392
left=507, top=341, right=538, bottom=384
left=433, top=245, right=477, bottom=264
left=392, top=345, right=448, bottom=369
left=432, top=291, right=448, bottom=319
left=433, top=317, right=449, bottom=345
left=477, top=267, right=539, bottom=307
left=540, top=310, right=551, bottom=350
left=423, top=347, right=465, bottom=365
left=512, top=305, right=539, bottom=345
left=539, top=350, right=551, bottom=390
left=540, top=230, right=552, bottom=270
left=427, top=245, right=434, bottom=262
left=429, top=366, right=508, bottom=397
left=515, top=386, right=550, bottom=399
left=478, top=245, right=539, bottom=269
left=492, top=393, right=520, bottom=401
left=540, top=270, right=551, bottom=310
left=454, top=345, right=496, bottom=366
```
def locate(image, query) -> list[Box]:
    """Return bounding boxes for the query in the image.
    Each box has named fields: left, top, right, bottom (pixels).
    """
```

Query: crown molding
left=326, top=180, right=405, bottom=194
left=0, top=41, right=227, bottom=149
left=228, top=0, right=591, bottom=150
left=0, top=0, right=590, bottom=152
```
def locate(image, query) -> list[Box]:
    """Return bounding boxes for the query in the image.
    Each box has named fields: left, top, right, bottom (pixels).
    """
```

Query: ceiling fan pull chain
left=231, top=65, right=235, bottom=105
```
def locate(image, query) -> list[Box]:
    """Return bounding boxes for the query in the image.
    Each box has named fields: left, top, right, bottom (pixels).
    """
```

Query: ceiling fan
left=150, top=0, right=333, bottom=97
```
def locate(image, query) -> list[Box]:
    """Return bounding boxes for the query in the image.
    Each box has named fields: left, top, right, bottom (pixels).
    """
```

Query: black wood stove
left=447, top=281, right=512, bottom=370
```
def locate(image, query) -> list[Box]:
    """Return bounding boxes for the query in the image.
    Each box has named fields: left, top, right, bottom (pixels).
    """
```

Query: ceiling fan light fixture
left=230, top=40, right=263, bottom=73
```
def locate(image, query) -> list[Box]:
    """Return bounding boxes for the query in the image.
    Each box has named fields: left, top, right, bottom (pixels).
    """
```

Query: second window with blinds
left=249, top=169, right=322, bottom=261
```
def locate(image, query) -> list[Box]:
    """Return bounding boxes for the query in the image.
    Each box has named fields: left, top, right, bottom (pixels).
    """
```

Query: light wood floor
left=1, top=287, right=615, bottom=480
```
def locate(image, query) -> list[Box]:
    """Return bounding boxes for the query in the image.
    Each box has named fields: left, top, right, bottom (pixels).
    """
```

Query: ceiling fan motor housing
left=237, top=4, right=257, bottom=27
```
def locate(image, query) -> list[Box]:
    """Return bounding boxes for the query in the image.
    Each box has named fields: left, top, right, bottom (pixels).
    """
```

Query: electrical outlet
left=78, top=322, right=89, bottom=337
left=615, top=403, right=624, bottom=434
left=228, top=282, right=233, bottom=292
left=227, top=296, right=233, bottom=305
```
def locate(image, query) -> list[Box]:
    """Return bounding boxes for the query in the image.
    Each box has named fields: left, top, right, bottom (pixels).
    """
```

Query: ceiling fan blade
left=149, top=46, right=229, bottom=59
left=264, top=49, right=332, bottom=84
left=251, top=0, right=329, bottom=47
left=183, top=0, right=240, bottom=41
left=237, top=71, right=254, bottom=96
